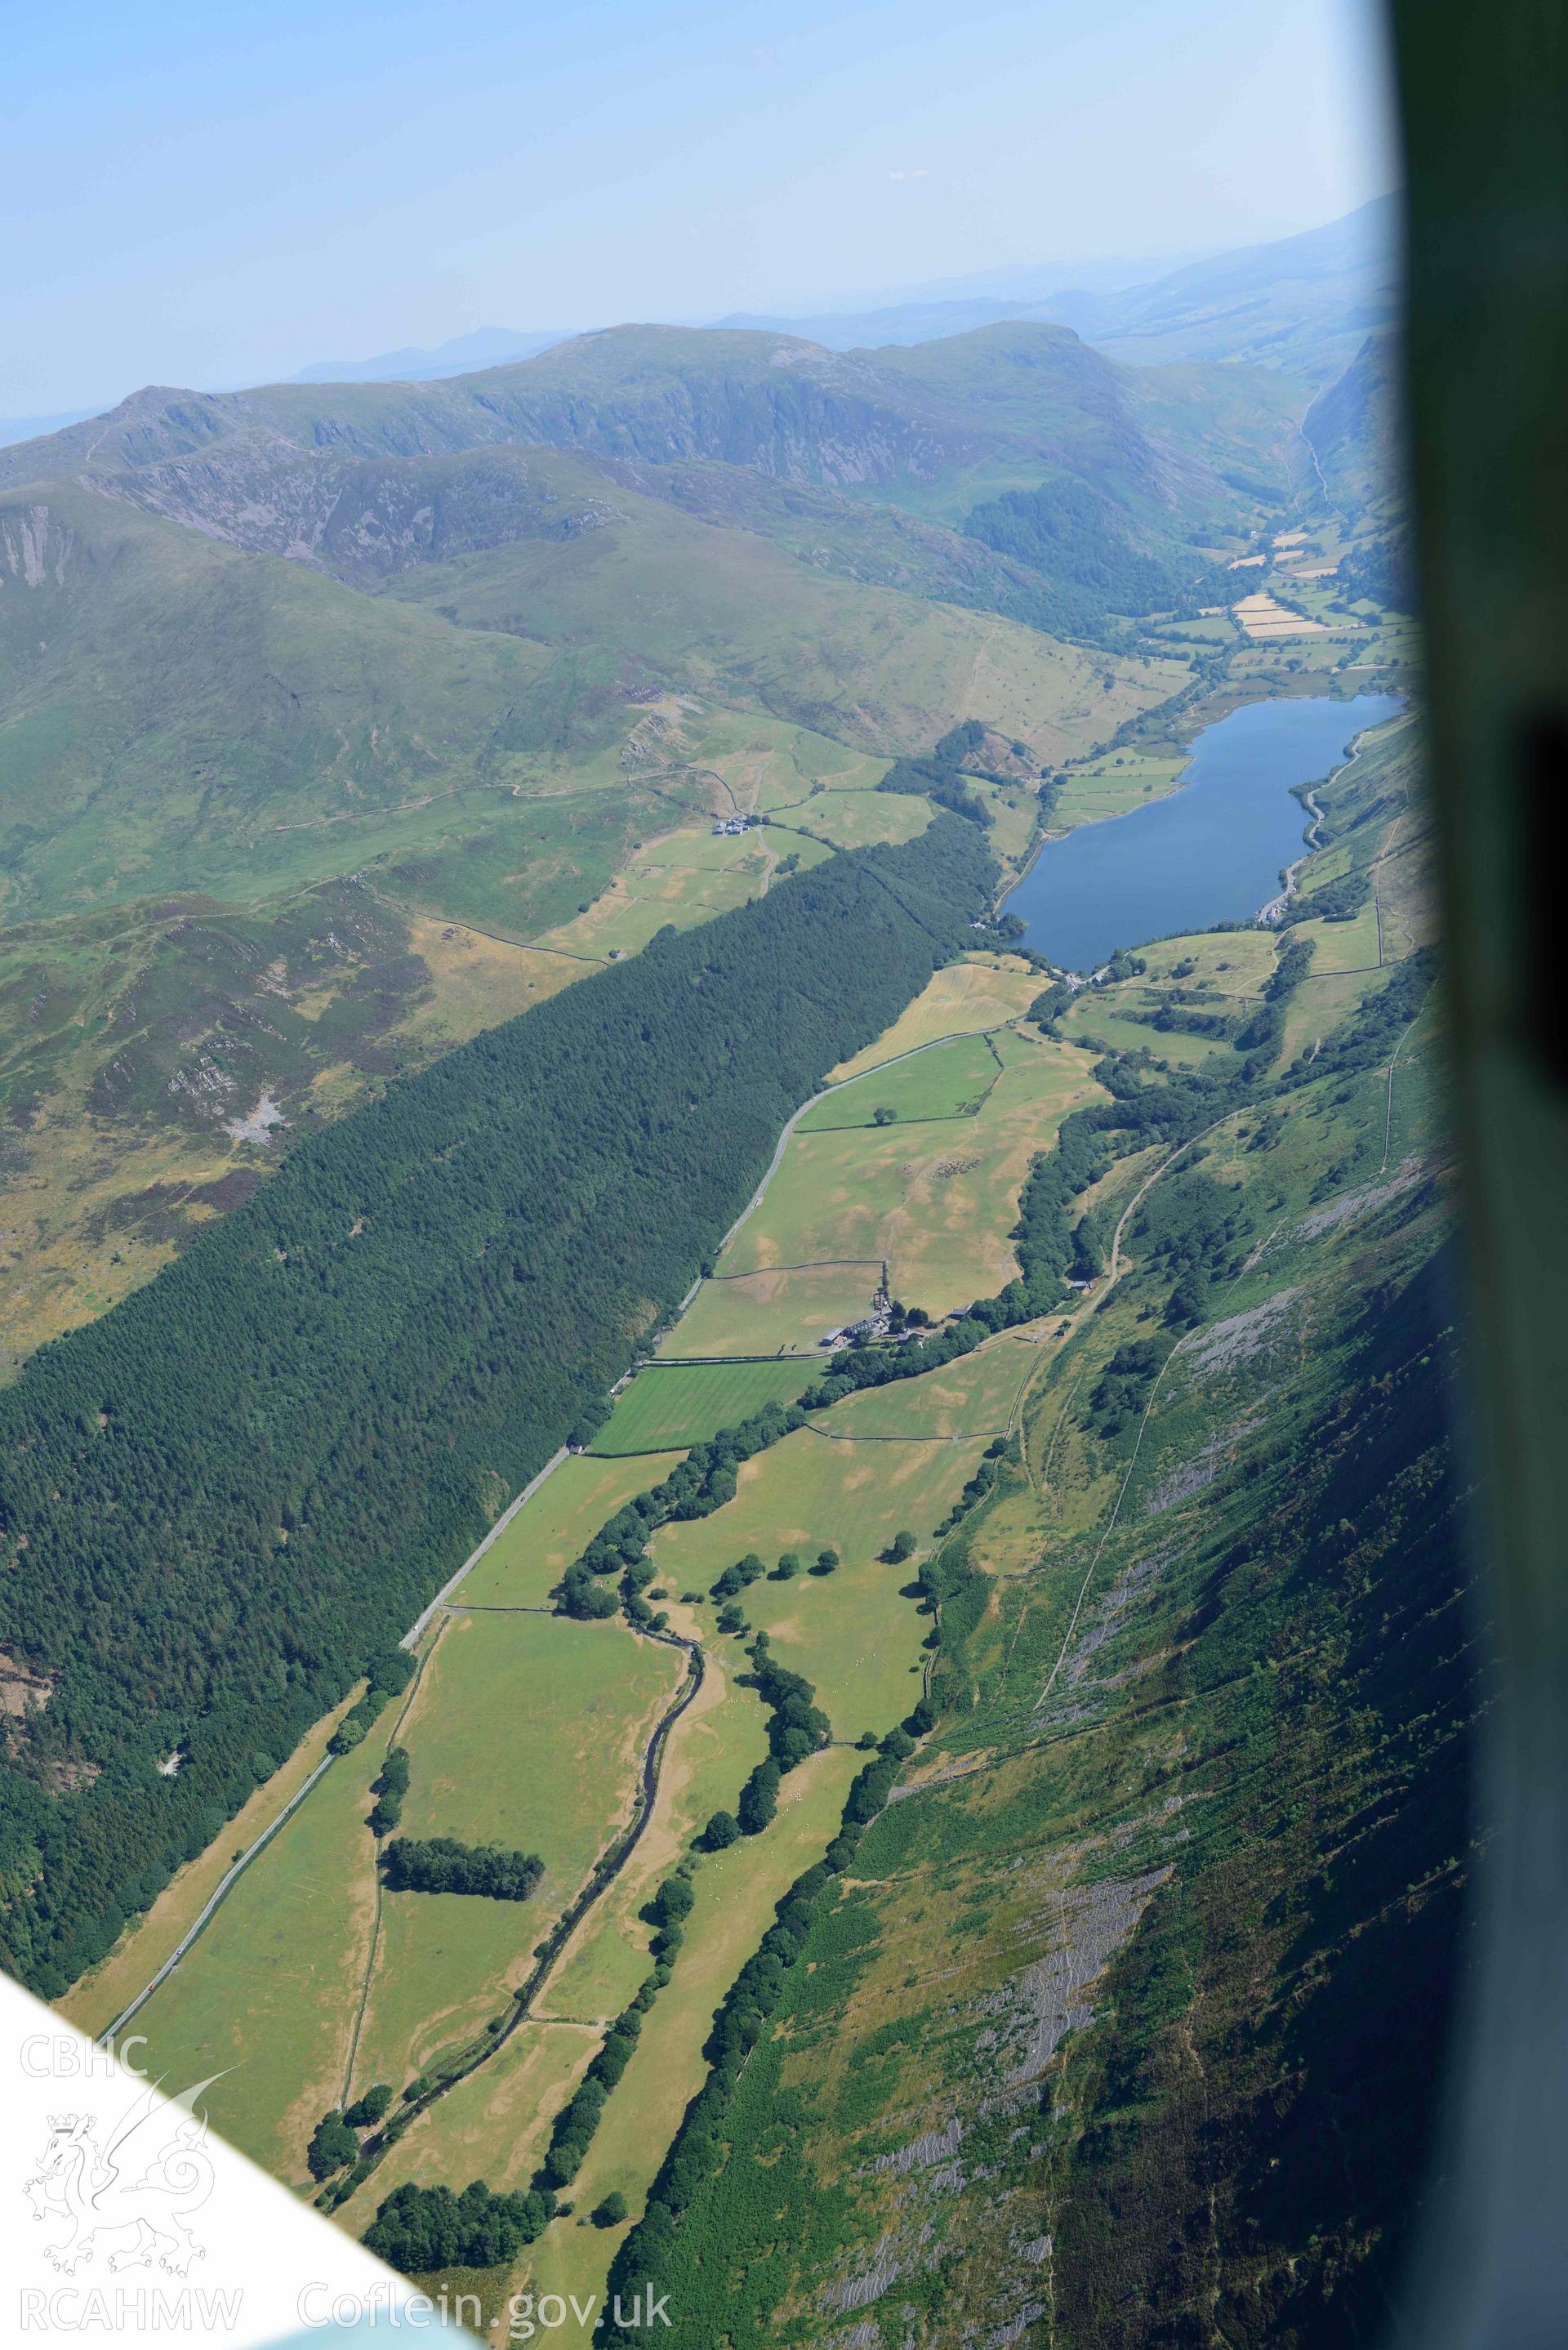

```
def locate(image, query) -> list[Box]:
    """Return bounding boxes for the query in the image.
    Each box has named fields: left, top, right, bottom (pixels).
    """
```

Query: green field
left=956, top=773, right=1044, bottom=872
left=335, top=2019, right=600, bottom=2231
left=127, top=1724, right=392, bottom=2180
left=1058, top=1002, right=1231, bottom=1068
left=658, top=1264, right=884, bottom=1359
left=539, top=1643, right=772, bottom=2025
left=350, top=1608, right=681, bottom=2096
left=354, top=1875, right=551, bottom=2106
left=526, top=1746, right=862, bottom=2309
left=338, top=1601, right=777, bottom=2221
left=1054, top=924, right=1282, bottom=1071
left=590, top=1358, right=814, bottom=1453
left=724, top=1028, right=1102, bottom=1316
left=799, top=1031, right=1001, bottom=1130
left=657, top=706, right=889, bottom=816
left=460, top=1451, right=687, bottom=1608
left=1291, top=899, right=1383, bottom=973
left=122, top=1607, right=683, bottom=2180
left=532, top=823, right=837, bottom=961
left=335, top=1616, right=854, bottom=2255
left=1138, top=930, right=1277, bottom=991
left=784, top=788, right=933, bottom=851
left=1051, top=751, right=1188, bottom=827
left=648, top=1418, right=991, bottom=1732
left=60, top=1682, right=369, bottom=2043
left=1281, top=963, right=1394, bottom=1065
left=402, top=1614, right=677, bottom=1876
left=822, top=1326, right=1043, bottom=1440
left=830, top=955, right=1041, bottom=1078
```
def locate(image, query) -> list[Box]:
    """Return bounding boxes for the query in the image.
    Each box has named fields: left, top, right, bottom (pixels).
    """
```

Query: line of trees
left=363, top=2179, right=555, bottom=2274
left=541, top=1975, right=658, bottom=2192
left=601, top=1717, right=923, bottom=2341
left=328, top=1651, right=414, bottom=1757
left=558, top=1402, right=808, bottom=1625
left=381, top=1836, right=543, bottom=1901
left=368, top=1746, right=410, bottom=1837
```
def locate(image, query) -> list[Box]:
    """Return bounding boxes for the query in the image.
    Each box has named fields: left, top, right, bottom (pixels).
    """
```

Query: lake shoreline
left=1003, top=692, right=1405, bottom=973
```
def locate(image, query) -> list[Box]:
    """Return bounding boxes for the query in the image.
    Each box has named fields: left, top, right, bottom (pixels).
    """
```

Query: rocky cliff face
left=96, top=443, right=619, bottom=582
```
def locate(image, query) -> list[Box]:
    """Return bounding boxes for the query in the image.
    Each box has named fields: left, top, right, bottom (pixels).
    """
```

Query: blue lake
left=1002, top=693, right=1405, bottom=973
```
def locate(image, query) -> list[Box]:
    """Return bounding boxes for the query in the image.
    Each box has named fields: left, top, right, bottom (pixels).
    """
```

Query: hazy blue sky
left=7, top=0, right=1396, bottom=417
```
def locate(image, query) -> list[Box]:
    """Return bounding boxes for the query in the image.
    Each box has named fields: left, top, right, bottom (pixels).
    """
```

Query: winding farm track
left=1382, top=1014, right=1424, bottom=1174
left=1026, top=1116, right=1241, bottom=1714
left=331, top=1627, right=706, bottom=2154
left=896, top=1006, right=1435, bottom=1807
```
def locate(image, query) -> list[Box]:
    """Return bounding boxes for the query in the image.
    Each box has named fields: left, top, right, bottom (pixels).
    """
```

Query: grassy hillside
left=1, top=320, right=1299, bottom=597
left=1, top=467, right=1168, bottom=923
left=88, top=431, right=1071, bottom=636
left=640, top=1087, right=1471, bottom=2349
left=0, top=480, right=590, bottom=921
left=0, top=438, right=1185, bottom=1367
left=871, top=325, right=1300, bottom=519
left=374, top=473, right=1180, bottom=756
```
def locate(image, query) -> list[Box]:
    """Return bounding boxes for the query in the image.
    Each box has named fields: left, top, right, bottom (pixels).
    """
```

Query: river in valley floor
left=1002, top=692, right=1405, bottom=973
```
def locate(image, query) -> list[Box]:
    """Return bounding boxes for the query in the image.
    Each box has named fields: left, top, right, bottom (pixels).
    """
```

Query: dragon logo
left=22, top=2074, right=223, bottom=2276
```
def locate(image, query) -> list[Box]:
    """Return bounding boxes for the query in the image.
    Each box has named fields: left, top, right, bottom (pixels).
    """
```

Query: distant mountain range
left=290, top=325, right=574, bottom=385
left=278, top=194, right=1396, bottom=392
left=725, top=197, right=1398, bottom=380
left=0, top=196, right=1396, bottom=450
left=0, top=403, right=103, bottom=448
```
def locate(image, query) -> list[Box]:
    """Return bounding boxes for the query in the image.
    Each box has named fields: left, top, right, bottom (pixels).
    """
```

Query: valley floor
left=69, top=951, right=1094, bottom=2284
left=54, top=676, right=1463, bottom=2350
